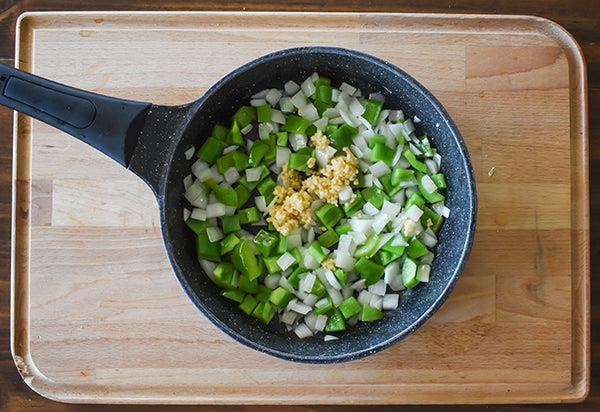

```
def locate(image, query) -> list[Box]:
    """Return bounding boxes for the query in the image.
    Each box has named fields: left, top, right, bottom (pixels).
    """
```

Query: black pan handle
left=0, top=63, right=151, bottom=166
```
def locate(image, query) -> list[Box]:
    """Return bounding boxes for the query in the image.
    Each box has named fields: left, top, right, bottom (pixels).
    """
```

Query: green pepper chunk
left=221, top=288, right=245, bottom=303
left=281, top=115, right=311, bottom=134
left=328, top=123, right=356, bottom=150
left=339, top=296, right=362, bottom=319
left=252, top=301, right=277, bottom=324
left=355, top=257, right=385, bottom=286
left=342, top=192, right=365, bottom=217
left=234, top=184, right=251, bottom=208
left=186, top=218, right=211, bottom=235
left=227, top=120, right=243, bottom=146
left=220, top=233, right=240, bottom=254
left=196, top=137, right=226, bottom=164
left=253, top=229, right=279, bottom=257
left=406, top=237, right=429, bottom=259
left=403, top=149, right=428, bottom=173
left=204, top=179, right=238, bottom=207
left=211, top=124, right=229, bottom=141
left=308, top=241, right=328, bottom=264
left=368, top=134, right=387, bottom=149
left=257, top=104, right=272, bottom=123
left=318, top=228, right=339, bottom=249
left=362, top=99, right=383, bottom=125
left=238, top=294, right=259, bottom=315
left=239, top=206, right=261, bottom=224
left=232, top=105, right=257, bottom=128
left=221, top=215, right=241, bottom=234
left=269, top=287, right=294, bottom=309
left=315, top=203, right=343, bottom=228
left=325, top=307, right=346, bottom=332
left=361, top=304, right=384, bottom=322
left=213, top=262, right=238, bottom=289
left=314, top=296, right=333, bottom=315
left=231, top=239, right=261, bottom=280
left=371, top=143, right=395, bottom=165
left=402, top=256, right=420, bottom=288
left=196, top=233, right=221, bottom=262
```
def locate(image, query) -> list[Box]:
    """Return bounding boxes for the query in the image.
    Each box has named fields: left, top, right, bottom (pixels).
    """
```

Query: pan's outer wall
left=157, top=47, right=476, bottom=363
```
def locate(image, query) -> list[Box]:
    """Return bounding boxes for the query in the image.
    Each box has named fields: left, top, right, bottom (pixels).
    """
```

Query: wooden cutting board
left=11, top=12, right=589, bottom=404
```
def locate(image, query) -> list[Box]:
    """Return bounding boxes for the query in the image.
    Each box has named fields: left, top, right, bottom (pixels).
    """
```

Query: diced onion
left=246, top=166, right=264, bottom=182
left=277, top=252, right=296, bottom=271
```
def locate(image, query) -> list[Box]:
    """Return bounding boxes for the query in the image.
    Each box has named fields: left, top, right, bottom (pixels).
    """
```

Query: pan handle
left=0, top=63, right=151, bottom=166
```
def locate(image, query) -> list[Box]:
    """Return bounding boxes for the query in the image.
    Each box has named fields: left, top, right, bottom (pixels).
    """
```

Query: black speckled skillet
left=0, top=47, right=476, bottom=363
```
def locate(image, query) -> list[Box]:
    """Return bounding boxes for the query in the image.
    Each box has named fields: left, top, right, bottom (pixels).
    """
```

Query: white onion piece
left=284, top=80, right=300, bottom=95
left=254, top=196, right=267, bottom=212
left=363, top=202, right=379, bottom=216
left=184, top=146, right=195, bottom=160
left=287, top=233, right=302, bottom=250
left=357, top=290, right=373, bottom=305
left=252, top=89, right=269, bottom=99
left=246, top=166, right=264, bottom=182
left=289, top=133, right=307, bottom=151
left=405, top=204, right=424, bottom=221
left=271, top=109, right=286, bottom=124
left=294, top=323, right=313, bottom=339
left=279, top=276, right=295, bottom=293
left=372, top=213, right=390, bottom=233
left=313, top=116, right=328, bottom=131
left=327, top=288, right=344, bottom=307
left=183, top=174, right=193, bottom=191
left=340, top=82, right=357, bottom=95
left=303, top=293, right=319, bottom=307
left=369, top=160, right=391, bottom=177
left=349, top=97, right=365, bottom=116
left=279, top=96, right=294, bottom=113
left=369, top=295, right=383, bottom=311
left=183, top=207, right=191, bottom=222
left=224, top=167, right=240, bottom=185
left=432, top=202, right=451, bottom=218
left=349, top=218, right=374, bottom=234
left=403, top=118, right=416, bottom=134
left=200, top=260, right=217, bottom=283
left=301, top=77, right=316, bottom=97
left=325, top=270, right=342, bottom=290
left=206, top=202, right=226, bottom=218
left=421, top=174, right=438, bottom=194
left=264, top=274, right=281, bottom=289
left=277, top=252, right=296, bottom=271
left=206, top=227, right=224, bottom=242
left=291, top=90, right=307, bottom=109
left=266, top=88, right=283, bottom=106
left=338, top=185, right=353, bottom=204
left=389, top=109, right=404, bottom=122
left=425, top=158, right=440, bottom=175
left=281, top=310, right=297, bottom=325
left=276, top=146, right=291, bottom=167
left=335, top=253, right=356, bottom=272
left=368, top=279, right=387, bottom=296
left=190, top=208, right=207, bottom=221
left=299, top=103, right=320, bottom=122
left=383, top=294, right=399, bottom=310
left=315, top=314, right=328, bottom=332
left=417, top=264, right=431, bottom=282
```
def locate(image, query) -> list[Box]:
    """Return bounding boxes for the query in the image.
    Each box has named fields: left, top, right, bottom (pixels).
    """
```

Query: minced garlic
left=309, top=129, right=329, bottom=150
left=267, top=130, right=360, bottom=235
left=321, top=258, right=336, bottom=271
left=302, top=147, right=359, bottom=205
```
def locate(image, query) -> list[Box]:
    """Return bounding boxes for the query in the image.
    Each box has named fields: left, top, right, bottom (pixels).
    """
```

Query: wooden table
left=0, top=1, right=598, bottom=411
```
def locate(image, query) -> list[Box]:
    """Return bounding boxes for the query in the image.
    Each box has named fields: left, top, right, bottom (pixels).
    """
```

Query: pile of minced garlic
left=267, top=130, right=359, bottom=236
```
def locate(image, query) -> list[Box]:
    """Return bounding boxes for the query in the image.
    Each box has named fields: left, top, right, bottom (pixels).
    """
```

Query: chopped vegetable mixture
left=183, top=72, right=450, bottom=339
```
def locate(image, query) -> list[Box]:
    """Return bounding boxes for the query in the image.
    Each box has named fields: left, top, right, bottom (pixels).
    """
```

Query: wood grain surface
left=0, top=1, right=598, bottom=411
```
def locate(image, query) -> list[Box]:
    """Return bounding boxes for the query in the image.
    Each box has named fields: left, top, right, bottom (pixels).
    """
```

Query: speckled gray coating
left=130, top=47, right=477, bottom=363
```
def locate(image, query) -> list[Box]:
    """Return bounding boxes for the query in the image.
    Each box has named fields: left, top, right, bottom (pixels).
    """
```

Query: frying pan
left=2, top=47, right=476, bottom=363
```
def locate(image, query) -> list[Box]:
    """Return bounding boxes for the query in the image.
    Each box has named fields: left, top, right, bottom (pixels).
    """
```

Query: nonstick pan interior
left=156, top=47, right=477, bottom=363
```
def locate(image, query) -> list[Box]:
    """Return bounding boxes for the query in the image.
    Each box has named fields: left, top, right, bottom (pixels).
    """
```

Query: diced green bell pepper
left=315, top=203, right=343, bottom=228
left=339, top=296, right=362, bottom=319
left=355, top=257, right=385, bottom=286
left=196, top=137, right=226, bottom=164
